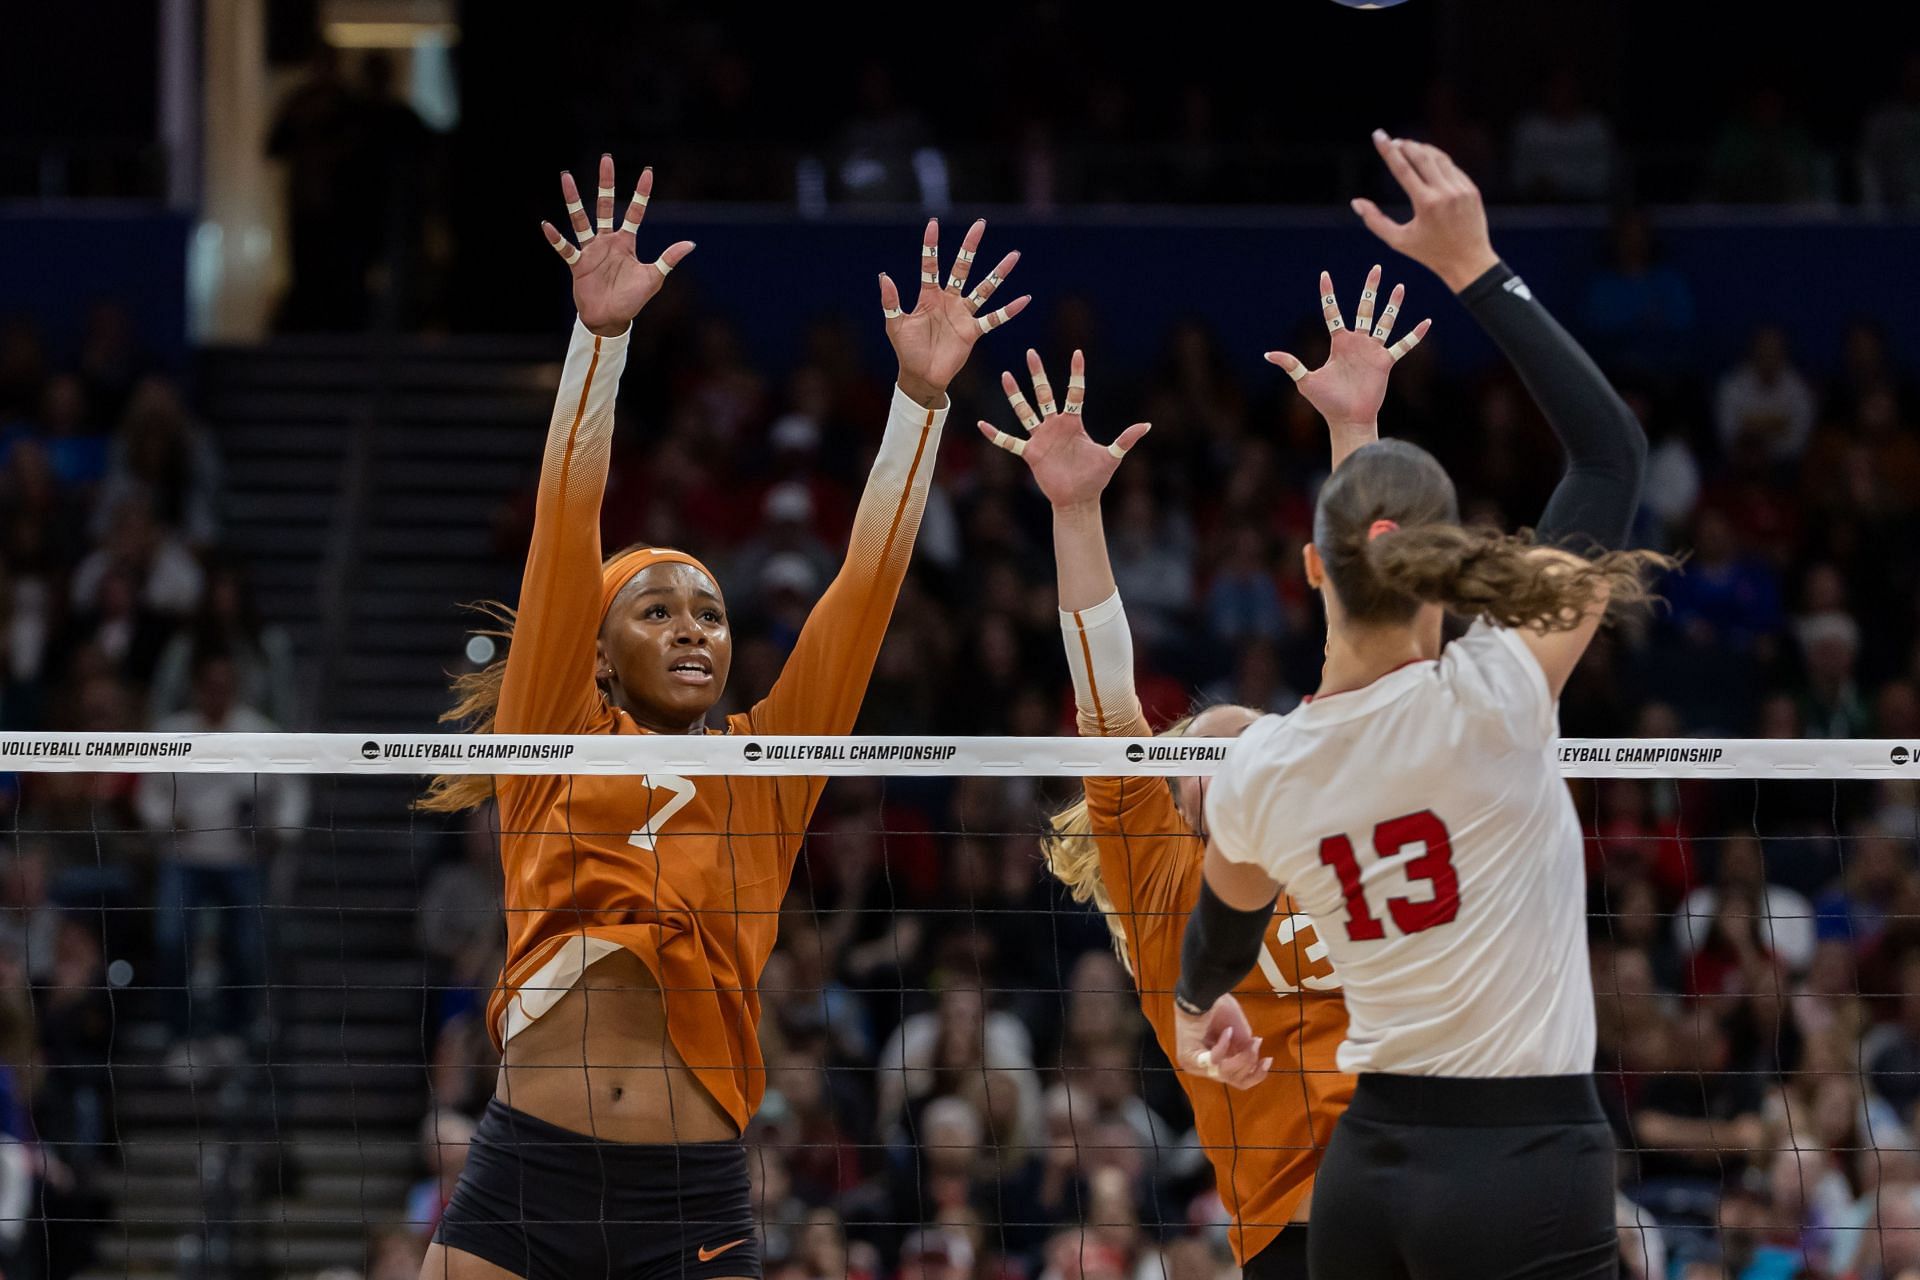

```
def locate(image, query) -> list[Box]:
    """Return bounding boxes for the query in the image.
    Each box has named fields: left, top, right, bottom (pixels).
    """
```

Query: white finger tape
left=620, top=219, right=640, bottom=234
left=990, top=430, right=1027, bottom=457
left=559, top=242, right=581, bottom=264
left=1282, top=359, right=1308, bottom=384
left=652, top=256, right=675, bottom=276
left=1321, top=293, right=1338, bottom=310
left=882, top=306, right=904, bottom=319
left=967, top=274, right=1003, bottom=308
left=1389, top=333, right=1424, bottom=362
left=565, top=200, right=585, bottom=214
left=921, top=271, right=939, bottom=284
left=1068, top=374, right=1086, bottom=390
left=1326, top=316, right=1345, bottom=332
left=636, top=192, right=651, bottom=208
left=1360, top=288, right=1377, bottom=303
left=1107, top=440, right=1131, bottom=459
left=1064, top=402, right=1083, bottom=415
left=977, top=307, right=1011, bottom=333
left=956, top=248, right=976, bottom=263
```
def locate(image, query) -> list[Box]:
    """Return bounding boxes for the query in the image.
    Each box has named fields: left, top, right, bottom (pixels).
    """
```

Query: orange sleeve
left=495, top=321, right=627, bottom=735
left=743, top=385, right=948, bottom=737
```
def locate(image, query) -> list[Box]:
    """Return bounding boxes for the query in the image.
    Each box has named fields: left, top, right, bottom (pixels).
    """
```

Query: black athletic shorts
left=1243, top=1226, right=1309, bottom=1280
left=1308, top=1074, right=1616, bottom=1280
left=433, top=1098, right=761, bottom=1280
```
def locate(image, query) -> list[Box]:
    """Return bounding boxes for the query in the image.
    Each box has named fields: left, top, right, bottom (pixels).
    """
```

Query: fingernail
left=1372, top=128, right=1388, bottom=142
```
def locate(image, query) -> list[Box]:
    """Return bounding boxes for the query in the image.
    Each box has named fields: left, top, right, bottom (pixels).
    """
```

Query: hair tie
left=1367, top=519, right=1400, bottom=542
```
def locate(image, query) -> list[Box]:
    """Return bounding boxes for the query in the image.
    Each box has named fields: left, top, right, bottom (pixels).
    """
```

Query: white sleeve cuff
left=887, top=384, right=950, bottom=433
left=1059, top=590, right=1141, bottom=734
left=570, top=317, right=632, bottom=355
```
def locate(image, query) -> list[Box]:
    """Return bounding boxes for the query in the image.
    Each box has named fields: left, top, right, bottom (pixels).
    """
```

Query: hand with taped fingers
left=1267, top=267, right=1430, bottom=466
left=975, top=349, right=1151, bottom=510
left=1351, top=129, right=1501, bottom=294
left=542, top=155, right=695, bottom=338
left=882, top=218, right=1030, bottom=410
left=1173, top=992, right=1271, bottom=1091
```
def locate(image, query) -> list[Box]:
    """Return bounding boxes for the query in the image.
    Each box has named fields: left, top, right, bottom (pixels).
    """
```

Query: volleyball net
left=0, top=733, right=1915, bottom=1280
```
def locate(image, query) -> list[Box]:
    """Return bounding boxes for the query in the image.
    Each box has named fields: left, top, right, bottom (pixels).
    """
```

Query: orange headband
left=599, top=547, right=722, bottom=620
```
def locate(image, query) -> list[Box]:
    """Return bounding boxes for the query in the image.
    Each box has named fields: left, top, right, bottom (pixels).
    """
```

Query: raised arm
left=1265, top=265, right=1431, bottom=471
left=496, top=157, right=694, bottom=733
left=1355, top=131, right=1652, bottom=696
left=746, top=219, right=1028, bottom=736
left=979, top=350, right=1151, bottom=737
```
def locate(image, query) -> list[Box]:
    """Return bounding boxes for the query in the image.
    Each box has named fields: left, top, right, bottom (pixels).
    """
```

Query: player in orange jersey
left=416, top=155, right=1029, bottom=1280
left=978, top=274, right=1429, bottom=1279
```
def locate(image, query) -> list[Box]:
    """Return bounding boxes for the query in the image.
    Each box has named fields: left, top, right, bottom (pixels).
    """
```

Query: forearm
left=1173, top=876, right=1277, bottom=1014
left=1329, top=420, right=1380, bottom=472
left=1458, top=262, right=1647, bottom=550
left=496, top=320, right=627, bottom=729
left=1052, top=502, right=1118, bottom=612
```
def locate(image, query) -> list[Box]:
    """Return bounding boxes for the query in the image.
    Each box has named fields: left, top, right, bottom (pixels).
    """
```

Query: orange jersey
left=485, top=321, right=947, bottom=1132
left=1062, top=599, right=1352, bottom=1264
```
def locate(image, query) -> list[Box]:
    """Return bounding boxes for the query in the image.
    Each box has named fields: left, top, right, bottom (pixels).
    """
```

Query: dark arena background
left=4, top=3, right=1920, bottom=1279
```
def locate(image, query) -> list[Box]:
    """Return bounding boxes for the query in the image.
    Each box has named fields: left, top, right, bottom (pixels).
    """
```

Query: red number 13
left=1317, top=810, right=1460, bottom=942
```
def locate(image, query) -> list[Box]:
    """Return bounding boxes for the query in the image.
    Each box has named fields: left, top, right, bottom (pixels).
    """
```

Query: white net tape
left=0, top=732, right=1914, bottom=777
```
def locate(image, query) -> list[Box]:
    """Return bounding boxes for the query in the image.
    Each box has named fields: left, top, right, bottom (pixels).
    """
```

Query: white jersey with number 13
left=1204, top=620, right=1594, bottom=1079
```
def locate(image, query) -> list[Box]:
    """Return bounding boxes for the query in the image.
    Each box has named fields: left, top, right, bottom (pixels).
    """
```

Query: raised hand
left=1266, top=267, right=1431, bottom=458
left=975, top=349, right=1150, bottom=510
left=882, top=219, right=1029, bottom=409
left=1174, top=993, right=1270, bottom=1091
left=542, top=155, right=696, bottom=337
left=1350, top=130, right=1500, bottom=293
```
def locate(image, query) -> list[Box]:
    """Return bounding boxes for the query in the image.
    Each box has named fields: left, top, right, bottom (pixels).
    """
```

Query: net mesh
left=0, top=735, right=1913, bottom=1280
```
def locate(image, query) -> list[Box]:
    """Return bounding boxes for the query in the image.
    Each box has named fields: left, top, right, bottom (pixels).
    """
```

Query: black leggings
left=1243, top=1227, right=1310, bottom=1280
left=1308, top=1075, right=1617, bottom=1280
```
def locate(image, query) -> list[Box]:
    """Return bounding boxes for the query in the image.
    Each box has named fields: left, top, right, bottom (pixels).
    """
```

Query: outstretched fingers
left=1371, top=283, right=1406, bottom=342
left=975, top=419, right=1028, bottom=457
left=965, top=250, right=1020, bottom=314
left=1026, top=349, right=1056, bottom=417
left=1353, top=264, right=1383, bottom=337
left=1001, top=370, right=1041, bottom=431
left=1063, top=349, right=1087, bottom=416
left=975, top=293, right=1031, bottom=335
left=558, top=170, right=592, bottom=242
left=620, top=166, right=654, bottom=235
left=1388, top=318, right=1434, bottom=362
left=651, top=240, right=696, bottom=277
left=1264, top=351, right=1308, bottom=383
left=1319, top=271, right=1346, bottom=334
left=541, top=220, right=581, bottom=265
left=947, top=219, right=985, bottom=294
left=593, top=153, right=616, bottom=234
left=878, top=273, right=903, bottom=320
left=918, top=219, right=941, bottom=294
left=1107, top=422, right=1151, bottom=460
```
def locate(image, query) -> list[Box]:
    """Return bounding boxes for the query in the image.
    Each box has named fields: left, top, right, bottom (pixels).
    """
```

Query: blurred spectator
left=1662, top=508, right=1785, bottom=656
left=1706, top=85, right=1823, bottom=204
left=1799, top=611, right=1871, bottom=739
left=1580, top=209, right=1699, bottom=381
left=825, top=63, right=947, bottom=208
left=148, top=558, right=298, bottom=726
left=1509, top=68, right=1615, bottom=201
left=1863, top=53, right=1920, bottom=212
left=1717, top=326, right=1818, bottom=464
left=71, top=492, right=205, bottom=617
left=403, top=1108, right=476, bottom=1237
left=93, top=377, right=221, bottom=548
left=1201, top=527, right=1286, bottom=651
left=1674, top=832, right=1817, bottom=979
left=136, top=650, right=310, bottom=1050
left=269, top=45, right=374, bottom=330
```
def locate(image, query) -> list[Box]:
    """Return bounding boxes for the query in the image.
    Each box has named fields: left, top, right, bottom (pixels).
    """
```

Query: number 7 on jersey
left=1318, top=809, right=1461, bottom=942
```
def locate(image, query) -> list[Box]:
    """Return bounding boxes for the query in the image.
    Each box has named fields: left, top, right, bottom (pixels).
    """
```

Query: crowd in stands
left=0, top=303, right=304, bottom=1278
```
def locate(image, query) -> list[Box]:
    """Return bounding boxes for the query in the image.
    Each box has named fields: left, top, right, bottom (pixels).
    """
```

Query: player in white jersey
left=1168, top=133, right=1673, bottom=1280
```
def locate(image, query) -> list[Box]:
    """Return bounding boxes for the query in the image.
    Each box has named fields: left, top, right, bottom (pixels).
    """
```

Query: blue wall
left=0, top=204, right=191, bottom=368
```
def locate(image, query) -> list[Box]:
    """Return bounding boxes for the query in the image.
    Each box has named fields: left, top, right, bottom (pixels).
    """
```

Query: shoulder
left=1438, top=620, right=1554, bottom=741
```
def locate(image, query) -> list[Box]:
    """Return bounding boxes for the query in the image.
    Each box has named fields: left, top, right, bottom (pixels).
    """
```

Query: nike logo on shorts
left=698, top=1239, right=748, bottom=1263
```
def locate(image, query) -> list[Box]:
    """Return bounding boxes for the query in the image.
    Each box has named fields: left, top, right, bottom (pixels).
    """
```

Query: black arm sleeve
left=1173, top=878, right=1277, bottom=1013
left=1458, top=262, right=1648, bottom=552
